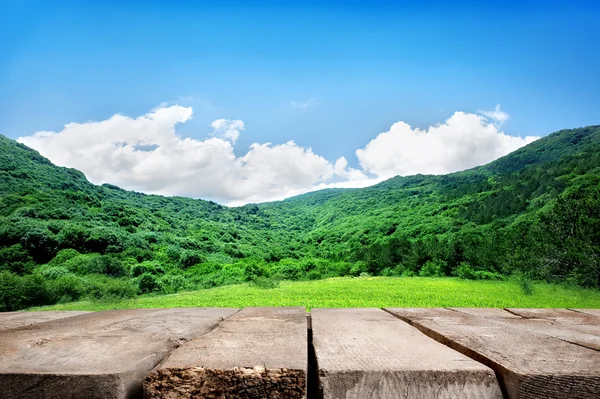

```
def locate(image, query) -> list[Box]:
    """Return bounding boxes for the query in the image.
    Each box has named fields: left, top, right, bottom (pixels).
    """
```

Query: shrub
left=180, top=250, right=204, bottom=269
left=46, top=274, right=86, bottom=303
left=350, top=261, right=369, bottom=277
left=273, top=259, right=304, bottom=280
left=0, top=243, right=35, bottom=274
left=160, top=274, right=188, bottom=293
left=454, top=262, right=476, bottom=279
left=419, top=260, right=445, bottom=277
left=20, top=228, right=59, bottom=263
left=49, top=248, right=81, bottom=265
left=242, top=259, right=269, bottom=281
left=83, top=276, right=137, bottom=300
left=454, top=262, right=505, bottom=281
left=122, top=246, right=154, bottom=262
left=307, top=270, right=322, bottom=280
left=138, top=273, right=162, bottom=294
left=471, top=270, right=505, bottom=281
left=166, top=245, right=182, bottom=261
left=37, top=265, right=71, bottom=279
left=0, top=271, right=49, bottom=311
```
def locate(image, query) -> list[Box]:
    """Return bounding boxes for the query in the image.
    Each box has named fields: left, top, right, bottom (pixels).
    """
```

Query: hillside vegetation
left=1, top=126, right=599, bottom=311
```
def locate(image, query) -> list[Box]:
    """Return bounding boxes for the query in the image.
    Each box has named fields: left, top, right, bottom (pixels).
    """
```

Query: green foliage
left=0, top=244, right=35, bottom=274
left=419, top=260, right=445, bottom=277
left=1, top=126, right=600, bottom=310
left=138, top=273, right=162, bottom=294
left=0, top=271, right=49, bottom=311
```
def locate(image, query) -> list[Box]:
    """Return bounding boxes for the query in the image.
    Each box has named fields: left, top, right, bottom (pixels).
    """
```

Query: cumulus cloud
left=290, top=98, right=321, bottom=109
left=18, top=105, right=539, bottom=205
left=211, top=118, right=244, bottom=143
left=18, top=106, right=355, bottom=204
left=355, top=111, right=539, bottom=179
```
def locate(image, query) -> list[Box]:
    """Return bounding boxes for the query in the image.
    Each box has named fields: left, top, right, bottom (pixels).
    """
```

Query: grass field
left=34, top=276, right=600, bottom=311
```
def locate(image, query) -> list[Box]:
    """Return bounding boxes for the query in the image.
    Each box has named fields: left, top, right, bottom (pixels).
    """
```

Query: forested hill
left=1, top=126, right=599, bottom=311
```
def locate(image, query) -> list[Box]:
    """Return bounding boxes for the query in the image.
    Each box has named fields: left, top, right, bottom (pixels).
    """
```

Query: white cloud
left=18, top=106, right=347, bottom=204
left=18, top=105, right=539, bottom=205
left=478, top=104, right=509, bottom=124
left=290, top=98, right=321, bottom=109
left=355, top=110, right=539, bottom=179
left=211, top=118, right=244, bottom=144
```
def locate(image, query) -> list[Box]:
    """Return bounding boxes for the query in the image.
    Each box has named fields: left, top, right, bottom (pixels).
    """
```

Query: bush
left=180, top=250, right=204, bottom=269
left=454, top=262, right=505, bottom=281
left=0, top=243, right=35, bottom=274
left=307, top=270, right=322, bottom=280
left=166, top=245, right=182, bottom=261
left=46, top=274, right=86, bottom=303
left=20, top=228, right=59, bottom=263
left=471, top=270, right=505, bottom=281
left=454, top=262, right=476, bottom=279
left=83, top=276, right=137, bottom=300
left=160, top=274, right=188, bottom=293
left=49, top=248, right=81, bottom=265
left=138, top=273, right=162, bottom=294
left=37, top=265, right=71, bottom=279
left=272, top=259, right=304, bottom=281
left=350, top=261, right=369, bottom=277
left=63, top=254, right=127, bottom=277
left=130, top=261, right=164, bottom=278
left=122, top=246, right=154, bottom=262
left=0, top=271, right=49, bottom=311
left=419, top=260, right=445, bottom=277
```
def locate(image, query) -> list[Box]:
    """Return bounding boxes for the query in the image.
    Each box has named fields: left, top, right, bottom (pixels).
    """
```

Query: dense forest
left=1, top=126, right=599, bottom=311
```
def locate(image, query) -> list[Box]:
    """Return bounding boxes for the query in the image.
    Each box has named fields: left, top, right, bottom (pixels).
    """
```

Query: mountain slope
left=0, top=126, right=599, bottom=310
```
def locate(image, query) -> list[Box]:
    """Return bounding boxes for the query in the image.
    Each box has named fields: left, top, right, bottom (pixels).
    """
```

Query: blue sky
left=2, top=0, right=600, bottom=204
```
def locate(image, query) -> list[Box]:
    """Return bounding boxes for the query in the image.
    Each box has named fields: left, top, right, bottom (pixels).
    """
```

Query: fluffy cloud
left=356, top=110, right=539, bottom=179
left=18, top=105, right=539, bottom=205
left=211, top=119, right=244, bottom=143
left=18, top=106, right=358, bottom=204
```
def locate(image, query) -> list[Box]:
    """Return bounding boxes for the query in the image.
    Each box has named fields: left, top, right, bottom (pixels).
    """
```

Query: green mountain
left=1, top=126, right=599, bottom=311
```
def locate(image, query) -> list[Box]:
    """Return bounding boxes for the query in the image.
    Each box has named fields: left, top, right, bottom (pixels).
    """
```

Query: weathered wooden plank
left=0, top=310, right=91, bottom=331
left=506, top=308, right=600, bottom=343
left=312, top=308, right=502, bottom=399
left=386, top=308, right=600, bottom=399
left=0, top=308, right=237, bottom=399
left=506, top=308, right=588, bottom=319
left=144, top=307, right=307, bottom=399
left=571, top=309, right=600, bottom=318
left=450, top=308, right=521, bottom=318
left=383, top=307, right=458, bottom=319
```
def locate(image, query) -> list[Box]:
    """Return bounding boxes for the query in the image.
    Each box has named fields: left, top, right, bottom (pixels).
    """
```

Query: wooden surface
left=0, top=310, right=90, bottom=331
left=144, top=307, right=307, bottom=399
left=0, top=308, right=237, bottom=398
left=1, top=307, right=599, bottom=398
left=571, top=308, right=600, bottom=318
left=312, top=308, right=502, bottom=399
left=386, top=308, right=600, bottom=399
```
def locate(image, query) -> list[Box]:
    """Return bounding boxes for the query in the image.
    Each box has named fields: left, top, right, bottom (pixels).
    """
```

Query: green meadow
left=37, top=277, right=600, bottom=311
